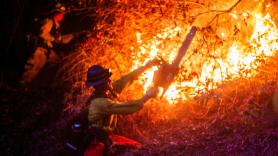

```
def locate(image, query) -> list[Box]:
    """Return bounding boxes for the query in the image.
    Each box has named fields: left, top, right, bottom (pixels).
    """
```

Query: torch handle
left=153, top=26, right=197, bottom=98
left=172, top=26, right=197, bottom=68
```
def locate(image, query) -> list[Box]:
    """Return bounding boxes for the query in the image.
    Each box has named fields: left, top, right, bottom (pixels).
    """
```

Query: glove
left=142, top=86, right=159, bottom=102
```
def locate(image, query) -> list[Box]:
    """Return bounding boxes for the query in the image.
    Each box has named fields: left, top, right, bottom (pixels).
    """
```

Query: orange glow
left=131, top=5, right=278, bottom=103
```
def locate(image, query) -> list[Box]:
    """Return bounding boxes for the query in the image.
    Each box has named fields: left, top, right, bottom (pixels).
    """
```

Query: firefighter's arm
left=112, top=59, right=161, bottom=94
left=89, top=98, right=143, bottom=115
left=104, top=87, right=158, bottom=114
left=61, top=34, right=74, bottom=44
left=105, top=99, right=144, bottom=114
left=40, top=19, right=55, bottom=45
left=61, top=31, right=89, bottom=44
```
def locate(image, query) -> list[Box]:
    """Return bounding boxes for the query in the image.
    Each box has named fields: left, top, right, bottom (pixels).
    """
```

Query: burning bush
left=59, top=0, right=278, bottom=150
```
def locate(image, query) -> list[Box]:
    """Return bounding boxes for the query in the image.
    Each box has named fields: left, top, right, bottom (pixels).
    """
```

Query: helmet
left=86, top=65, right=112, bottom=87
left=51, top=3, right=66, bottom=14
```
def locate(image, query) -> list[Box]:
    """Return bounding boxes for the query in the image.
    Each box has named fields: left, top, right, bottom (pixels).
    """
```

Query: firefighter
left=21, top=3, right=75, bottom=84
left=66, top=59, right=160, bottom=155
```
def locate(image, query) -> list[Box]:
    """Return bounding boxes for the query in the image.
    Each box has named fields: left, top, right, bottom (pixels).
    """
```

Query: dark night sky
left=2, top=0, right=54, bottom=84
left=1, top=0, right=94, bottom=85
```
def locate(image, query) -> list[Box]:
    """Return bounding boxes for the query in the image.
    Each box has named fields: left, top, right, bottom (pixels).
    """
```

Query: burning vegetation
left=2, top=0, right=278, bottom=155
left=62, top=0, right=278, bottom=109
left=56, top=0, right=278, bottom=155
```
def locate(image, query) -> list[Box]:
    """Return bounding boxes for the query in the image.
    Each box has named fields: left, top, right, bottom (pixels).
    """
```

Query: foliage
left=117, top=52, right=278, bottom=155
left=58, top=0, right=278, bottom=155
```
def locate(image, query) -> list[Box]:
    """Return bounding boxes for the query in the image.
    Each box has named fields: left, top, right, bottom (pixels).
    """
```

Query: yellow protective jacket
left=88, top=66, right=149, bottom=132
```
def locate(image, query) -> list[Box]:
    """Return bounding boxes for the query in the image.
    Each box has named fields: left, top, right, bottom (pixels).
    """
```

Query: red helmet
left=52, top=3, right=66, bottom=22
left=54, top=13, right=64, bottom=22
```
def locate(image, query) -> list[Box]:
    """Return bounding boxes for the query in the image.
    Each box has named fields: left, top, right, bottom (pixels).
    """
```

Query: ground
left=1, top=66, right=277, bottom=155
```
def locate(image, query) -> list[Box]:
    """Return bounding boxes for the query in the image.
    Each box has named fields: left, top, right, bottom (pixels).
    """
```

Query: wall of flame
left=130, top=0, right=278, bottom=103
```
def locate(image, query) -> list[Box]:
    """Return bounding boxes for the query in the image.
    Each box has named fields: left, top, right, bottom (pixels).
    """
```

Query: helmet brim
left=86, top=72, right=112, bottom=87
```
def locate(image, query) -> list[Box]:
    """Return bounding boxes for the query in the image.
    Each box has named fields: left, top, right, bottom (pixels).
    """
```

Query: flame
left=132, top=6, right=278, bottom=103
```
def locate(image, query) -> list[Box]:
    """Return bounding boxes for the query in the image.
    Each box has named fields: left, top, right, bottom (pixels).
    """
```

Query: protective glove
left=142, top=86, right=159, bottom=102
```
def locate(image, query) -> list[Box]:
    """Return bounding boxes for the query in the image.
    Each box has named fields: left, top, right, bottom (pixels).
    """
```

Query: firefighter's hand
left=142, top=86, right=159, bottom=101
left=61, top=34, right=74, bottom=44
left=145, top=58, right=162, bottom=68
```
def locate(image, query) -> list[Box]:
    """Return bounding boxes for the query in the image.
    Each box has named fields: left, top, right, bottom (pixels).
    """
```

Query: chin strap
left=108, top=86, right=118, bottom=99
